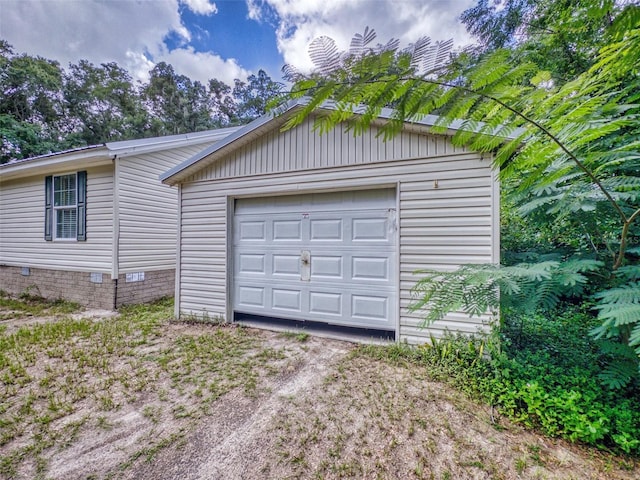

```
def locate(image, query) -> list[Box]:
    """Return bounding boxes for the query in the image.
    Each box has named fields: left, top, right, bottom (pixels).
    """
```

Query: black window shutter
left=77, top=171, right=87, bottom=241
left=44, top=175, right=53, bottom=241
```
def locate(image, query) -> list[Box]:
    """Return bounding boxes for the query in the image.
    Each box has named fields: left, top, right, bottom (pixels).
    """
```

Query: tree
left=142, top=62, right=214, bottom=136
left=62, top=60, right=148, bottom=146
left=208, top=78, right=237, bottom=127
left=0, top=40, right=283, bottom=162
left=232, top=69, right=283, bottom=122
left=283, top=7, right=640, bottom=385
left=0, top=40, right=64, bottom=162
left=460, top=0, right=626, bottom=80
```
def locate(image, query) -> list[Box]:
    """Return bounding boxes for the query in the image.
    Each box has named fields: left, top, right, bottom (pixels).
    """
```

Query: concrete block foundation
left=0, top=265, right=174, bottom=310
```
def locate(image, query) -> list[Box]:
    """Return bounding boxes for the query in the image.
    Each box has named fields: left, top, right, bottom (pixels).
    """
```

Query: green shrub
left=486, top=308, right=640, bottom=454
left=367, top=306, right=640, bottom=456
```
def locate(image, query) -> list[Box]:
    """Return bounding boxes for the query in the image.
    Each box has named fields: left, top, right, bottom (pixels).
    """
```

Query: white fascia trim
left=159, top=105, right=294, bottom=184
left=0, top=147, right=112, bottom=181
left=106, top=126, right=242, bottom=158
left=159, top=97, right=519, bottom=186
left=0, top=127, right=245, bottom=182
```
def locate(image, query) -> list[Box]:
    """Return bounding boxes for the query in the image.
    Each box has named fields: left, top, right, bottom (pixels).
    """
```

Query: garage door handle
left=301, top=250, right=311, bottom=282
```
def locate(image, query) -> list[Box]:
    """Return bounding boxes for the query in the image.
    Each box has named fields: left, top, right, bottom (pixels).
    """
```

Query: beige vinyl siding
left=0, top=165, right=114, bottom=272
left=184, top=116, right=470, bottom=183
left=117, top=144, right=210, bottom=273
left=179, top=148, right=495, bottom=341
left=179, top=184, right=227, bottom=314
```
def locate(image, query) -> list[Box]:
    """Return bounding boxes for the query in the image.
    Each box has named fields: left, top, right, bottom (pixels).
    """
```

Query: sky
left=0, top=0, right=477, bottom=87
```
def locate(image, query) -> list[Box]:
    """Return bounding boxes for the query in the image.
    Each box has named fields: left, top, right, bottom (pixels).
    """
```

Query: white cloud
left=0, top=0, right=477, bottom=91
left=181, top=0, right=218, bottom=16
left=246, top=0, right=263, bottom=21
left=159, top=47, right=249, bottom=86
left=0, top=0, right=241, bottom=86
left=124, top=51, right=156, bottom=84
left=248, top=0, right=476, bottom=73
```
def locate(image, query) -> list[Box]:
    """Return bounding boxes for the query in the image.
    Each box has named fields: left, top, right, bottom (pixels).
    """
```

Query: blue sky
left=175, top=1, right=283, bottom=74
left=0, top=0, right=476, bottom=87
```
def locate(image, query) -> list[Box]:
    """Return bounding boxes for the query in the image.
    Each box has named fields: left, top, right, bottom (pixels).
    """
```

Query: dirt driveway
left=1, top=298, right=637, bottom=479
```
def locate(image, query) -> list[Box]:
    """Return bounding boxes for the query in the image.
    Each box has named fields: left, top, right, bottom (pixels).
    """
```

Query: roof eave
left=0, top=146, right=113, bottom=181
left=160, top=100, right=306, bottom=185
left=160, top=97, right=519, bottom=185
left=106, top=126, right=242, bottom=158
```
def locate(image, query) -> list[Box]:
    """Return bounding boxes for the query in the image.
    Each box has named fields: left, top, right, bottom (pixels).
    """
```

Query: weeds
left=0, top=295, right=290, bottom=479
left=356, top=307, right=640, bottom=458
left=279, top=331, right=310, bottom=342
left=0, top=291, right=80, bottom=319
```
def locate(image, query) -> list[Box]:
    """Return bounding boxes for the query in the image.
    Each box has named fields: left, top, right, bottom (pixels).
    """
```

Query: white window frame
left=52, top=173, right=78, bottom=241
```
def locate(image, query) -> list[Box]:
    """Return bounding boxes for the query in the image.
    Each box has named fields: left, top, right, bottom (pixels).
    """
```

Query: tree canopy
left=0, top=43, right=283, bottom=163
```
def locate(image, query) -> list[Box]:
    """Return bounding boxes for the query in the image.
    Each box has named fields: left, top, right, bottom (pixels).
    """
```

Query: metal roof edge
left=160, top=97, right=521, bottom=185
left=106, top=126, right=242, bottom=157
left=0, top=126, right=247, bottom=182
left=0, top=146, right=112, bottom=180
left=160, top=98, right=308, bottom=184
left=0, top=144, right=106, bottom=168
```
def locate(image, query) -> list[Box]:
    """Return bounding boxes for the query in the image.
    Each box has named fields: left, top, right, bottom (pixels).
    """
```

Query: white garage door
left=233, top=189, right=397, bottom=330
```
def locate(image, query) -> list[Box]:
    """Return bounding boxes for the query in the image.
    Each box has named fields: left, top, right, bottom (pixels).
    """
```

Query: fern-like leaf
left=595, top=283, right=640, bottom=305
left=421, top=39, right=454, bottom=75
left=348, top=26, right=377, bottom=56
left=308, top=36, right=340, bottom=75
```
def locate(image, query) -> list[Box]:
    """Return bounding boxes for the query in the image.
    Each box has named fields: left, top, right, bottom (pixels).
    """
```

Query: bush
left=402, top=307, right=640, bottom=456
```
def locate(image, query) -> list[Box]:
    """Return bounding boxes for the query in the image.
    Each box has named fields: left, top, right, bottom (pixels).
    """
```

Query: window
left=54, top=174, right=77, bottom=239
left=45, top=171, right=86, bottom=241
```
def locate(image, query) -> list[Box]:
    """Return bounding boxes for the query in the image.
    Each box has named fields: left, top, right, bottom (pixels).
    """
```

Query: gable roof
left=0, top=126, right=242, bottom=182
left=159, top=98, right=469, bottom=185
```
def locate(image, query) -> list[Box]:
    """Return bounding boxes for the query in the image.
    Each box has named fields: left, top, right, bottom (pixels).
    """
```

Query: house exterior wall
left=177, top=121, right=498, bottom=343
left=0, top=164, right=114, bottom=273
left=115, top=268, right=175, bottom=307
left=0, top=265, right=116, bottom=309
left=117, top=144, right=204, bottom=273
left=0, top=266, right=175, bottom=309
left=1, top=134, right=231, bottom=309
left=185, top=116, right=469, bottom=182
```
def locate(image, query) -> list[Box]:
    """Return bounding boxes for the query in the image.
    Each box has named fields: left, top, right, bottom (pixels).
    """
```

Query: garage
left=232, top=189, right=397, bottom=330
left=161, top=99, right=499, bottom=343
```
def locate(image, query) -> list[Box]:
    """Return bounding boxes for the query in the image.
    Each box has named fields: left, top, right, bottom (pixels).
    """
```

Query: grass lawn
left=0, top=293, right=636, bottom=479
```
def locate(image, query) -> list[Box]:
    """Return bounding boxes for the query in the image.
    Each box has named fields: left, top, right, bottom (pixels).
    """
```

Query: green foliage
left=0, top=113, right=59, bottom=161
left=460, top=0, right=628, bottom=80
left=0, top=291, right=81, bottom=319
left=0, top=41, right=284, bottom=163
left=63, top=60, right=148, bottom=146
left=284, top=7, right=640, bottom=386
left=490, top=310, right=640, bottom=453
left=233, top=69, right=284, bottom=122
left=364, top=308, right=640, bottom=455
left=592, top=268, right=640, bottom=390
left=410, top=258, right=603, bottom=323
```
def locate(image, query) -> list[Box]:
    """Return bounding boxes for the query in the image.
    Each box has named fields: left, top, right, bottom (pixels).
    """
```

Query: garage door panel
left=309, top=292, right=342, bottom=316
left=352, top=217, right=389, bottom=241
left=273, top=220, right=302, bottom=241
left=310, top=255, right=343, bottom=279
left=352, top=256, right=389, bottom=281
left=272, top=254, right=300, bottom=276
left=352, top=295, right=388, bottom=321
left=233, top=189, right=396, bottom=330
left=272, top=288, right=302, bottom=312
left=238, top=254, right=265, bottom=274
left=310, top=219, right=342, bottom=240
left=237, top=286, right=265, bottom=308
left=239, top=221, right=265, bottom=240
left=235, top=282, right=393, bottom=325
